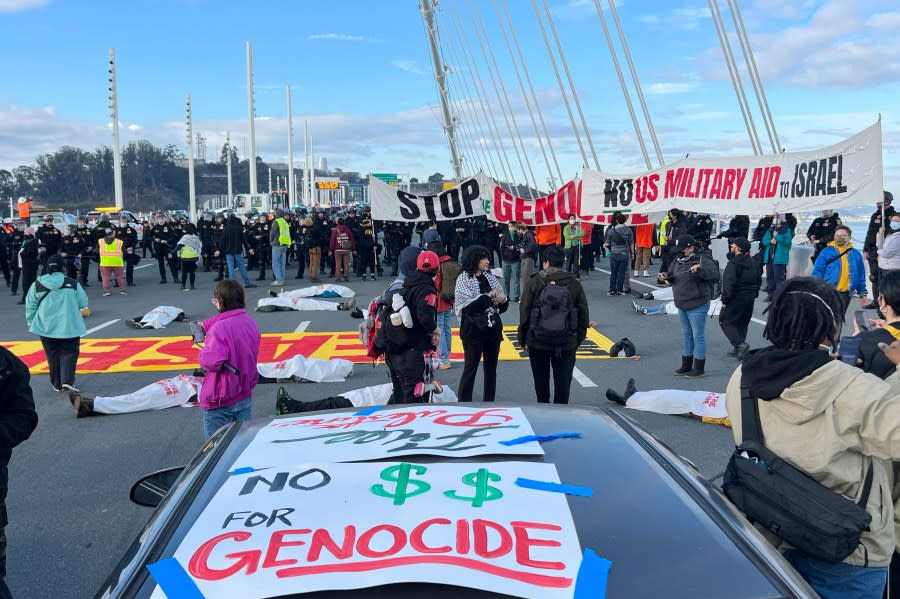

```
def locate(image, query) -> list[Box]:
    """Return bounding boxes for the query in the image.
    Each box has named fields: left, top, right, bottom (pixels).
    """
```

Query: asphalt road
left=1, top=254, right=771, bottom=598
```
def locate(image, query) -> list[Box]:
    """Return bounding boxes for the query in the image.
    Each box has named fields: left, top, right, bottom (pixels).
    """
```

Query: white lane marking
left=84, top=319, right=119, bottom=336
left=135, top=263, right=154, bottom=269
left=572, top=367, right=598, bottom=388
left=597, top=268, right=767, bottom=326
left=294, top=320, right=310, bottom=333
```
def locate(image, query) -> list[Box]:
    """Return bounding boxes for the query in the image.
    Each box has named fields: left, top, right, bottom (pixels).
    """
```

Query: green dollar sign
left=370, top=463, right=431, bottom=506
left=443, top=468, right=503, bottom=507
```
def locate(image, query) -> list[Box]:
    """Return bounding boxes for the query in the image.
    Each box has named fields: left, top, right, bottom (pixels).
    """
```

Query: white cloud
left=644, top=82, right=696, bottom=95
left=671, top=6, right=711, bottom=30
left=0, top=0, right=48, bottom=12
left=127, top=124, right=141, bottom=131
left=868, top=11, right=900, bottom=30
left=305, top=33, right=382, bottom=42
left=392, top=60, right=426, bottom=75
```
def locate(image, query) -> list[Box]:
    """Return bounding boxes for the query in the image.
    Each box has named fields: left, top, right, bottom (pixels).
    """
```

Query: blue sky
left=0, top=0, right=897, bottom=197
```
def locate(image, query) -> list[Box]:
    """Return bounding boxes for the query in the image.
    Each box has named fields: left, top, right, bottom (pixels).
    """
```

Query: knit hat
left=731, top=237, right=751, bottom=253
left=397, top=246, right=422, bottom=278
left=417, top=250, right=440, bottom=272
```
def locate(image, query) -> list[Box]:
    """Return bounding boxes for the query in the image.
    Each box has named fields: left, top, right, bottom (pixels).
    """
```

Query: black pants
left=719, top=295, right=755, bottom=346
left=385, top=348, right=427, bottom=404
left=459, top=336, right=501, bottom=402
left=40, top=336, right=80, bottom=389
left=528, top=348, right=577, bottom=404
left=869, top=258, right=881, bottom=301
left=63, top=257, right=78, bottom=280
left=180, top=258, right=198, bottom=288
left=357, top=244, right=376, bottom=277
left=154, top=244, right=169, bottom=280
left=295, top=246, right=308, bottom=278
left=20, top=266, right=36, bottom=301
left=79, top=254, right=90, bottom=285
left=9, top=265, right=19, bottom=294
left=0, top=252, right=9, bottom=285
left=125, top=253, right=137, bottom=285
left=256, top=247, right=269, bottom=279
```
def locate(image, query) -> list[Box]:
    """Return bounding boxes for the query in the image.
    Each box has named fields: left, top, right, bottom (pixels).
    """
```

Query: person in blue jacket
left=812, top=224, right=867, bottom=315
left=761, top=213, right=793, bottom=302
left=25, top=255, right=89, bottom=393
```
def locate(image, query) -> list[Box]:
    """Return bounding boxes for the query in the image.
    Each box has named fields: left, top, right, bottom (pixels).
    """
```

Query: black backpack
left=722, top=379, right=873, bottom=564
left=528, top=275, right=578, bottom=347
left=373, top=283, right=412, bottom=354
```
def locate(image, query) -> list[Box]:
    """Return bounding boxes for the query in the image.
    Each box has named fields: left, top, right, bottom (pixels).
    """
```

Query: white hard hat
left=17, top=196, right=26, bottom=203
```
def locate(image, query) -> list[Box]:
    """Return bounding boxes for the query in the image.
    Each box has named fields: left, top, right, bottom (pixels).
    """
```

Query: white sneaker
left=633, top=270, right=639, bottom=277
left=62, top=383, right=80, bottom=393
left=643, top=270, right=649, bottom=277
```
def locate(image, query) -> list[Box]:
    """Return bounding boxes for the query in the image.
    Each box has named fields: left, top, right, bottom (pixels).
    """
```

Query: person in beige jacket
left=726, top=276, right=900, bottom=598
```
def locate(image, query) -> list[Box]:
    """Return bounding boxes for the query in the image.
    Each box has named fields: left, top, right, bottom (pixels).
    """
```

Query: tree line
left=0, top=140, right=271, bottom=213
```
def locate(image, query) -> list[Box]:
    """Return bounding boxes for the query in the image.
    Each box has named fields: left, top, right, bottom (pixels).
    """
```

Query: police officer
left=0, top=222, right=9, bottom=287
left=295, top=217, right=311, bottom=279
left=199, top=212, right=216, bottom=271
left=864, top=192, right=895, bottom=308
left=74, top=217, right=93, bottom=287
left=8, top=221, right=24, bottom=295
left=691, top=213, right=714, bottom=248
left=211, top=213, right=227, bottom=281
left=806, top=209, right=842, bottom=262
left=149, top=213, right=176, bottom=283
left=116, top=216, right=139, bottom=286
left=59, top=224, right=85, bottom=280
left=36, top=215, right=62, bottom=271
left=252, top=214, right=271, bottom=281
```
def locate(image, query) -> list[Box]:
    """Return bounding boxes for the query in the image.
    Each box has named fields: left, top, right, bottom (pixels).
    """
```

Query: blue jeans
left=437, top=310, right=452, bottom=363
left=226, top=254, right=251, bottom=285
left=203, top=397, right=252, bottom=439
left=609, top=252, right=629, bottom=292
left=641, top=304, right=667, bottom=315
left=678, top=302, right=709, bottom=360
left=502, top=261, right=521, bottom=300
left=271, top=245, right=288, bottom=282
left=783, top=550, right=886, bottom=599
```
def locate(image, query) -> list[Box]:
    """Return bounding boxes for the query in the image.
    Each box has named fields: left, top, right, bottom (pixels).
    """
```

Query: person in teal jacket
left=25, top=255, right=89, bottom=393
left=761, top=214, right=793, bottom=301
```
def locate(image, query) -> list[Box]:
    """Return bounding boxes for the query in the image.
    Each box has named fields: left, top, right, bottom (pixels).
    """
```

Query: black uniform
left=149, top=222, right=178, bottom=282
left=719, top=252, right=762, bottom=351
left=691, top=214, right=714, bottom=248
left=75, top=225, right=93, bottom=285
left=115, top=224, right=139, bottom=285
left=295, top=221, right=310, bottom=279
left=18, top=236, right=38, bottom=303
left=35, top=223, right=62, bottom=271
left=356, top=220, right=377, bottom=278
left=198, top=217, right=216, bottom=271
left=252, top=220, right=271, bottom=280
left=0, top=229, right=9, bottom=286
left=7, top=229, right=24, bottom=294
left=717, top=215, right=750, bottom=241
left=211, top=218, right=226, bottom=281
left=59, top=232, right=85, bottom=280
left=806, top=212, right=842, bottom=262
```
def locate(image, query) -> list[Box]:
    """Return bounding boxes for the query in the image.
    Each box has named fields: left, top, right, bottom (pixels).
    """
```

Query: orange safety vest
left=535, top=224, right=561, bottom=245
left=17, top=200, right=32, bottom=218
left=99, top=238, right=124, bottom=267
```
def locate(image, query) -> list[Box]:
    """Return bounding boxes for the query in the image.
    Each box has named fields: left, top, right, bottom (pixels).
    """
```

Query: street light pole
left=108, top=48, right=124, bottom=209
left=246, top=41, right=258, bottom=194
left=226, top=130, right=233, bottom=204
left=186, top=95, right=196, bottom=221
left=287, top=86, right=296, bottom=209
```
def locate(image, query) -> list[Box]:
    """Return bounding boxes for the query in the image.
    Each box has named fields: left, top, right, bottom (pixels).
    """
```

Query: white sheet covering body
left=625, top=389, right=727, bottom=419
left=93, top=374, right=202, bottom=414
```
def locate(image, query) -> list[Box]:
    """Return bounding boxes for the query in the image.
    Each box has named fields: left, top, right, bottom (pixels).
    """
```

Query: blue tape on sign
left=515, top=477, right=593, bottom=497
left=500, top=432, right=582, bottom=446
left=355, top=405, right=386, bottom=416
left=230, top=466, right=256, bottom=475
left=147, top=557, right=205, bottom=599
left=574, top=548, right=612, bottom=599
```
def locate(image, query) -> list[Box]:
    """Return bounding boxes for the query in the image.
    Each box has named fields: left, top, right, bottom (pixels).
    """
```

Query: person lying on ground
left=274, top=381, right=459, bottom=416
left=630, top=297, right=722, bottom=316
left=125, top=305, right=187, bottom=329
left=605, top=377, right=730, bottom=426
left=256, top=296, right=357, bottom=312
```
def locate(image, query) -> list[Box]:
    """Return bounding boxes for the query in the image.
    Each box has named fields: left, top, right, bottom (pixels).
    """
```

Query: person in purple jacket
left=198, top=279, right=262, bottom=438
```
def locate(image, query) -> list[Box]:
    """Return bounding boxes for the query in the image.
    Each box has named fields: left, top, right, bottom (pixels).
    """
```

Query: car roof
left=111, top=403, right=812, bottom=599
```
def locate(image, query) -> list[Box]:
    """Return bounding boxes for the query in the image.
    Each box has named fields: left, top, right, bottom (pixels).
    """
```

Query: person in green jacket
left=562, top=215, right=585, bottom=277
left=25, top=255, right=89, bottom=393
left=761, top=213, right=794, bottom=302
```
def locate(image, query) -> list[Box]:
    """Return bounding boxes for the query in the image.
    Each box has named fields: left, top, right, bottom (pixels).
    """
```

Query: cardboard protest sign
left=582, top=121, right=883, bottom=216
left=150, top=461, right=582, bottom=599
left=233, top=406, right=543, bottom=469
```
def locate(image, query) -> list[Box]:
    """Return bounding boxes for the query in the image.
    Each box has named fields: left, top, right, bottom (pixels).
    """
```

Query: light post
left=186, top=95, right=196, bottom=221
left=226, top=130, right=233, bottom=205
left=108, top=48, right=124, bottom=209
left=246, top=41, right=257, bottom=194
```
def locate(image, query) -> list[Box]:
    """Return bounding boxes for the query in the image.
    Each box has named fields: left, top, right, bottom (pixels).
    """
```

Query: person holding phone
left=198, top=280, right=261, bottom=438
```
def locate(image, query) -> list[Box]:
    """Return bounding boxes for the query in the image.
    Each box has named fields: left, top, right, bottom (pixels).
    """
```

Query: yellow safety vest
left=658, top=217, right=670, bottom=246
left=276, top=218, right=291, bottom=246
left=99, top=238, right=124, bottom=267
left=178, top=244, right=200, bottom=260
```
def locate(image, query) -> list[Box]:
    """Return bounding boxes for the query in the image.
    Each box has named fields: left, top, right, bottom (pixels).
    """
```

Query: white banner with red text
left=582, top=121, right=883, bottom=215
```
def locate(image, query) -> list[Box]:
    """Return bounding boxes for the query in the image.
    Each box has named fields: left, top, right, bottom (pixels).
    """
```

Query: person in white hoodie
left=876, top=212, right=900, bottom=277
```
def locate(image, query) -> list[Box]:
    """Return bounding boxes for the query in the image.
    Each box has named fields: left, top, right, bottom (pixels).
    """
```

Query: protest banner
left=149, top=461, right=581, bottom=599
left=370, top=172, right=647, bottom=224
left=232, top=405, right=544, bottom=469
left=582, top=121, right=883, bottom=215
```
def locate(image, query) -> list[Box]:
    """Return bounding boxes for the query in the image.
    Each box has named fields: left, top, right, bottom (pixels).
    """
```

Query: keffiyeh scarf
left=454, top=270, right=504, bottom=320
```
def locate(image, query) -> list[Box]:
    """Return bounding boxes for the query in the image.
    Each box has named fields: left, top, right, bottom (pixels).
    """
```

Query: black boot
left=684, top=358, right=706, bottom=379
left=735, top=343, right=750, bottom=360
left=605, top=388, right=627, bottom=405
left=624, top=378, right=637, bottom=399
left=673, top=355, right=693, bottom=376
left=275, top=387, right=305, bottom=415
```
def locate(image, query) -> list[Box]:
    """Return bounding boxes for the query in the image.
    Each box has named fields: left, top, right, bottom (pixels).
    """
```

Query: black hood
left=404, top=270, right=436, bottom=290
left=741, top=346, right=832, bottom=400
